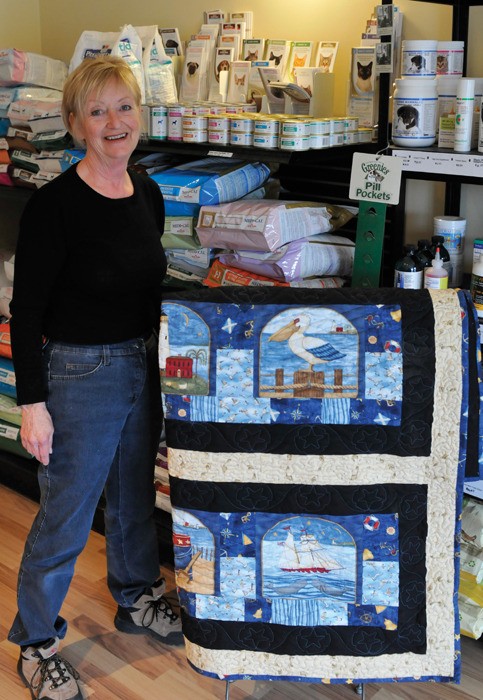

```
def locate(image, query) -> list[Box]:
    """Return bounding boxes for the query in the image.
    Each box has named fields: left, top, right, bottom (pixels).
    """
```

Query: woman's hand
left=20, top=402, right=54, bottom=466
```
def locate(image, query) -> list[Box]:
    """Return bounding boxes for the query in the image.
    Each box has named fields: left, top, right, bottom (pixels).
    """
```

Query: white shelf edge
left=391, top=148, right=483, bottom=178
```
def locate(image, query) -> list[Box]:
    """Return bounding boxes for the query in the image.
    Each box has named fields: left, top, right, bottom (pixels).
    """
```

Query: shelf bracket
left=351, top=201, right=387, bottom=288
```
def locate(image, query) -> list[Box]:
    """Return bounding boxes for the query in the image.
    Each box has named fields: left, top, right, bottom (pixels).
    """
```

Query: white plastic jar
left=436, top=41, right=464, bottom=77
left=392, top=78, right=438, bottom=147
left=434, top=214, right=466, bottom=286
left=401, top=40, right=438, bottom=78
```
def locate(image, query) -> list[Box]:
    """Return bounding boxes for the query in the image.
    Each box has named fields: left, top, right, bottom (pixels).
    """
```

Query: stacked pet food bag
left=0, top=49, right=70, bottom=460
left=0, top=49, right=70, bottom=190
left=150, top=158, right=356, bottom=290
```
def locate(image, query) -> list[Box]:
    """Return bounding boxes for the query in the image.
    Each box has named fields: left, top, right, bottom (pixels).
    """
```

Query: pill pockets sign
left=349, top=153, right=402, bottom=204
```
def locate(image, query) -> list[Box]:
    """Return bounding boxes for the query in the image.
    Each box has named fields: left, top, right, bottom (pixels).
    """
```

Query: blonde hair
left=62, top=55, right=141, bottom=136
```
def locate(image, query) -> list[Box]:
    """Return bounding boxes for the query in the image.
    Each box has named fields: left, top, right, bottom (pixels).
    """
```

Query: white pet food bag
left=69, top=25, right=145, bottom=103
left=0, top=49, right=67, bottom=90
left=0, top=87, right=62, bottom=118
left=110, top=25, right=145, bottom=105
left=135, top=26, right=178, bottom=105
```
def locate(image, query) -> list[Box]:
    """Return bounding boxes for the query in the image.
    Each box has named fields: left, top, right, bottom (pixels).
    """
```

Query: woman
left=8, top=56, right=181, bottom=700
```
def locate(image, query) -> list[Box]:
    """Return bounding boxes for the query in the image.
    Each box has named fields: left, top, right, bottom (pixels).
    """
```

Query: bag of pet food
left=203, top=259, right=345, bottom=288
left=150, top=158, right=271, bottom=217
left=218, top=232, right=355, bottom=281
left=162, top=217, right=200, bottom=250
left=135, top=26, right=178, bottom=105
left=0, top=49, right=68, bottom=90
left=69, top=25, right=144, bottom=103
left=196, top=199, right=356, bottom=252
left=0, top=86, right=62, bottom=118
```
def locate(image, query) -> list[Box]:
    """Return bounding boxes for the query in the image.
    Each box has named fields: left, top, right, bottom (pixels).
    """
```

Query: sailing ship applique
left=280, top=528, right=343, bottom=574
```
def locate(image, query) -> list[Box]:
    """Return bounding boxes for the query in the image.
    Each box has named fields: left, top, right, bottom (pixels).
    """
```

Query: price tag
left=207, top=150, right=234, bottom=158
left=349, top=152, right=402, bottom=205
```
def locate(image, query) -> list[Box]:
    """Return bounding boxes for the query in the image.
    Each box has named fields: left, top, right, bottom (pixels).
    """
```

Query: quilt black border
left=172, top=478, right=428, bottom=657
left=163, top=287, right=436, bottom=458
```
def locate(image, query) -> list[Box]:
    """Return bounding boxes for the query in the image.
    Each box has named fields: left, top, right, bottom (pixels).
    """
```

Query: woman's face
left=72, top=79, right=141, bottom=163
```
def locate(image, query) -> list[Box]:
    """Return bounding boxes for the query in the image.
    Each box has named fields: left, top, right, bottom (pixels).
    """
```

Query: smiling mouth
left=105, top=133, right=128, bottom=141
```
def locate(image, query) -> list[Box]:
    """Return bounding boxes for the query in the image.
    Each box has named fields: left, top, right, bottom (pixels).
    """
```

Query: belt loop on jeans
left=103, top=345, right=111, bottom=366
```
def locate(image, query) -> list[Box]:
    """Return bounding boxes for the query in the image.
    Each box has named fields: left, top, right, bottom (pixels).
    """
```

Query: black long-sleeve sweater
left=10, top=164, right=166, bottom=405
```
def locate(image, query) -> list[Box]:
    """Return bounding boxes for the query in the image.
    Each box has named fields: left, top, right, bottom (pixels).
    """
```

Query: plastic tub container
left=436, top=41, right=464, bottom=77
left=401, top=40, right=438, bottom=78
left=392, top=78, right=438, bottom=147
left=434, top=215, right=466, bottom=253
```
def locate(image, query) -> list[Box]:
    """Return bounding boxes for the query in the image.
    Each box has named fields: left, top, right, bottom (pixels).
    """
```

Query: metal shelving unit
left=388, top=0, right=483, bottom=268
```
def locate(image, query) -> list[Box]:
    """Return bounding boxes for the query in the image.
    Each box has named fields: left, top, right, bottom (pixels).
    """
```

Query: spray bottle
left=424, top=247, right=449, bottom=289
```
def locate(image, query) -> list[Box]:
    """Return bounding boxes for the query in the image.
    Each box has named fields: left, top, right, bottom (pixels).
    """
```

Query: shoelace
left=30, top=653, right=79, bottom=699
left=141, top=595, right=179, bottom=628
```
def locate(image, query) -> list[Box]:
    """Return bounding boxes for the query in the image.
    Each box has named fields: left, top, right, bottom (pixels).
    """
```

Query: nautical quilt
left=160, top=286, right=482, bottom=685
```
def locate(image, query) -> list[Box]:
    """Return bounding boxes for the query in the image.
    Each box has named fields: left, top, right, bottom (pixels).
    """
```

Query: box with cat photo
left=226, top=60, right=251, bottom=103
left=315, top=41, right=339, bottom=73
left=263, top=40, right=291, bottom=79
left=350, top=47, right=375, bottom=97
left=285, top=41, right=313, bottom=82
left=242, top=38, right=266, bottom=64
left=348, top=47, right=378, bottom=127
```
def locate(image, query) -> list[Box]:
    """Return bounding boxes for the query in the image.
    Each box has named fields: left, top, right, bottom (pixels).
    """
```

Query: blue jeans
left=8, top=333, right=162, bottom=647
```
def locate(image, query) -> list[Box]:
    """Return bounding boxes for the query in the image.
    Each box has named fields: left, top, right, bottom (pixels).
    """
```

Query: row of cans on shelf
left=146, top=103, right=373, bottom=151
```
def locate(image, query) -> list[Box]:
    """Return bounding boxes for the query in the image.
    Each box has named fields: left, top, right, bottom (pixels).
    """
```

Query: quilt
left=160, top=286, right=482, bottom=685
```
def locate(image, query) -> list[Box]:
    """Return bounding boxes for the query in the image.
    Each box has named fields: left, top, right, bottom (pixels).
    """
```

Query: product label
left=424, top=272, right=448, bottom=289
left=401, top=49, right=437, bottom=77
left=394, top=270, right=423, bottom=289
left=473, top=239, right=483, bottom=265
left=436, top=49, right=464, bottom=77
left=392, top=97, right=437, bottom=140
left=471, top=273, right=483, bottom=309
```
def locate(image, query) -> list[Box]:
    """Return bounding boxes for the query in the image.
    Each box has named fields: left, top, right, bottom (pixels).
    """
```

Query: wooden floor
left=0, top=483, right=482, bottom=700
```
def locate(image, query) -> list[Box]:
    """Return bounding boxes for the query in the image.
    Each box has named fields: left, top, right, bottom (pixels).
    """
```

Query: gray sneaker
left=18, top=637, right=82, bottom=699
left=114, top=578, right=183, bottom=646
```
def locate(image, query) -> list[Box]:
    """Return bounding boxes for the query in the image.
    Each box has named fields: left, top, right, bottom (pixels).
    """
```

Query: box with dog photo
left=208, top=47, right=234, bottom=101
left=179, top=45, right=208, bottom=102
left=159, top=28, right=182, bottom=56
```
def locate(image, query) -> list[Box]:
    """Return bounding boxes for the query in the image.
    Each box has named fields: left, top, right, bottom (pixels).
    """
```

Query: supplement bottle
left=424, top=248, right=449, bottom=289
left=470, top=257, right=483, bottom=314
left=454, top=78, right=475, bottom=152
left=392, top=78, right=438, bottom=147
left=394, top=244, right=424, bottom=289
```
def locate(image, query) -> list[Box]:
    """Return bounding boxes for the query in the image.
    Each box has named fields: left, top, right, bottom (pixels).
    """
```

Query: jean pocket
left=49, top=348, right=104, bottom=380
